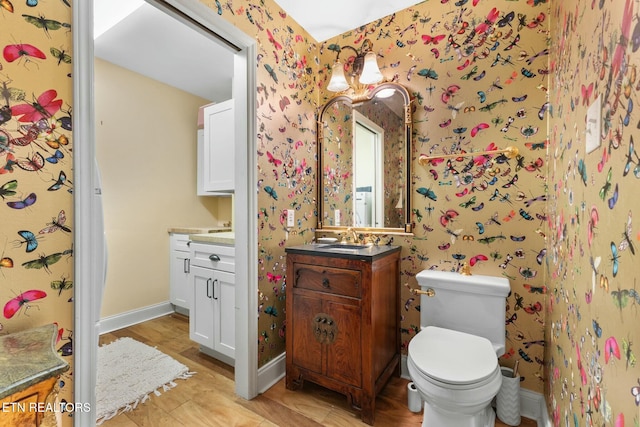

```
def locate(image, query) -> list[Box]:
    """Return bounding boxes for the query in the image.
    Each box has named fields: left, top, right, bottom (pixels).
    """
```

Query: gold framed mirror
left=316, top=82, right=413, bottom=234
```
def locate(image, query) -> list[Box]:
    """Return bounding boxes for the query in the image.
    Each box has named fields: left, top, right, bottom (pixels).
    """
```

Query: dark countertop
left=0, top=324, right=69, bottom=399
left=285, top=243, right=401, bottom=260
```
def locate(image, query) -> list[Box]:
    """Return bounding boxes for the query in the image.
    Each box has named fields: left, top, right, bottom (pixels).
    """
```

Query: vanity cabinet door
left=190, top=265, right=215, bottom=348
left=324, top=298, right=362, bottom=388
left=290, top=294, right=323, bottom=374
left=169, top=233, right=190, bottom=310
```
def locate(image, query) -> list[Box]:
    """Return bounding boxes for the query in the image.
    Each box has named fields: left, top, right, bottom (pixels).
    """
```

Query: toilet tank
left=416, top=269, right=510, bottom=356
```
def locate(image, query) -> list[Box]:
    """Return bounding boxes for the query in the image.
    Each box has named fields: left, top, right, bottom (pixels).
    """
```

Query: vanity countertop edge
left=285, top=243, right=400, bottom=260
left=168, top=226, right=231, bottom=235
left=188, top=231, right=235, bottom=245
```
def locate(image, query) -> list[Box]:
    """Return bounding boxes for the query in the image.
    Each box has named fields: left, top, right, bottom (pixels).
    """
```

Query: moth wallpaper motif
left=1, top=0, right=639, bottom=425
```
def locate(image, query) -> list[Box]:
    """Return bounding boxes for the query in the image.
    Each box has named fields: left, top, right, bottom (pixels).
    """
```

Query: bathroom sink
left=317, top=243, right=371, bottom=252
left=321, top=243, right=370, bottom=249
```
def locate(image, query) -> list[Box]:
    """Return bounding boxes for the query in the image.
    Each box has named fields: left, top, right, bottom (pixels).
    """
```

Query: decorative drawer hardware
left=313, top=313, right=337, bottom=344
left=294, top=264, right=361, bottom=298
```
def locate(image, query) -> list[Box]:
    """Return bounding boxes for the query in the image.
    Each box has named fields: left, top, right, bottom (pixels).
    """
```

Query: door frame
left=73, top=1, right=258, bottom=425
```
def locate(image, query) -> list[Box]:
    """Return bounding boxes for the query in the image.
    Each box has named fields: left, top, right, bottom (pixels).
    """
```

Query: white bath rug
left=96, top=337, right=194, bottom=424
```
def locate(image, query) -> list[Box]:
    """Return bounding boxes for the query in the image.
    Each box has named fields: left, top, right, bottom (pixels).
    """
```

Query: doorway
left=353, top=111, right=384, bottom=228
left=73, top=1, right=258, bottom=425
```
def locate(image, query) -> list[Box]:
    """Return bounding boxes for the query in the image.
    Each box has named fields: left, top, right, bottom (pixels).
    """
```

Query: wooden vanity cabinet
left=285, top=247, right=400, bottom=425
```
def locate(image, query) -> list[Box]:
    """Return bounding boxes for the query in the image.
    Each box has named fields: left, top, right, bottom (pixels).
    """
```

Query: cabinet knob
left=322, top=278, right=330, bottom=288
left=209, top=254, right=221, bottom=261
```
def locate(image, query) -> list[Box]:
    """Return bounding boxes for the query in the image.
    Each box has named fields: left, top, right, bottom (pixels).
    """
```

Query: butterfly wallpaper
left=1, top=0, right=639, bottom=424
left=318, top=0, right=551, bottom=399
left=0, top=0, right=74, bottom=421
left=213, top=0, right=638, bottom=424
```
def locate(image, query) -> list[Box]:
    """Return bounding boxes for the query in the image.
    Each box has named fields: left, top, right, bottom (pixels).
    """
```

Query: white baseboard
left=98, top=301, right=175, bottom=335
left=257, top=352, right=286, bottom=394
left=400, top=355, right=549, bottom=426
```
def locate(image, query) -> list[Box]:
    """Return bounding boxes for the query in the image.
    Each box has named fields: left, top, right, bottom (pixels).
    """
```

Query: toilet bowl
left=408, top=326, right=502, bottom=427
left=407, top=270, right=510, bottom=427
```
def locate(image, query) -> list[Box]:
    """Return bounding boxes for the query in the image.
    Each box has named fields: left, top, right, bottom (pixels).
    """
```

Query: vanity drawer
left=293, top=263, right=361, bottom=298
left=190, top=242, right=235, bottom=273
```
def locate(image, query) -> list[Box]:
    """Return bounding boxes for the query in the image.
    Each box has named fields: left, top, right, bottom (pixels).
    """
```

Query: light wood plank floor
left=99, top=314, right=537, bottom=427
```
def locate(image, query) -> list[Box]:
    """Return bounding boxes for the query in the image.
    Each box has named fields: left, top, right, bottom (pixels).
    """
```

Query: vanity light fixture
left=326, top=39, right=383, bottom=100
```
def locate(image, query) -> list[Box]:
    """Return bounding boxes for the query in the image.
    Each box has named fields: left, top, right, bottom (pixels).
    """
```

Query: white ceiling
left=94, top=0, right=422, bottom=101
left=94, top=0, right=234, bottom=102
left=271, top=0, right=424, bottom=41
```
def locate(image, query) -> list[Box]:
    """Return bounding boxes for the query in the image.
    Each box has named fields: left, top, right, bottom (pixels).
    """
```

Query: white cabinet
left=197, top=99, right=235, bottom=195
left=189, top=241, right=235, bottom=360
left=169, top=233, right=191, bottom=310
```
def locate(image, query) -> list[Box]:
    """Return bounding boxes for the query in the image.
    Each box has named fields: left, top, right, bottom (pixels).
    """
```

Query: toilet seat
left=408, top=326, right=498, bottom=387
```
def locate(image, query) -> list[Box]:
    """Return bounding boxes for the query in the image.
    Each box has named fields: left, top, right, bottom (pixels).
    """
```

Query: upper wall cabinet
left=197, top=99, right=235, bottom=196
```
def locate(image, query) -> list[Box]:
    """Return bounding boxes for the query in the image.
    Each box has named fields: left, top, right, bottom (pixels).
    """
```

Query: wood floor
left=99, top=314, right=537, bottom=427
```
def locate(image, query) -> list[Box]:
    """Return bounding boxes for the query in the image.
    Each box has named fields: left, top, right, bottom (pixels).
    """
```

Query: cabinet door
left=291, top=293, right=323, bottom=374
left=170, top=249, right=190, bottom=309
left=201, top=99, right=234, bottom=194
left=189, top=265, right=215, bottom=348
left=213, top=270, right=235, bottom=358
left=324, top=299, right=362, bottom=387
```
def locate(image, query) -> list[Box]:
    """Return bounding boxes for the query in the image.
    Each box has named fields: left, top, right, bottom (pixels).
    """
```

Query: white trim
left=257, top=353, right=286, bottom=394
left=400, top=355, right=549, bottom=426
left=72, top=1, right=97, bottom=426
left=97, top=302, right=176, bottom=335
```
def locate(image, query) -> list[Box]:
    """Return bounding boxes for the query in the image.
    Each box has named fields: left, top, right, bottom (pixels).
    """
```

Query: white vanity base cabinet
left=189, top=241, right=235, bottom=361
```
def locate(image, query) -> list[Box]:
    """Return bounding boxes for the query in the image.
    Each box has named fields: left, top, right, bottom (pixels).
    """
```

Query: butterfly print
left=14, top=230, right=39, bottom=253
left=0, top=179, right=17, bottom=199
left=2, top=43, right=46, bottom=63
left=11, top=89, right=63, bottom=122
left=4, top=290, right=47, bottom=318
left=40, top=210, right=71, bottom=234
left=605, top=336, right=621, bottom=364
left=50, top=277, right=73, bottom=296
left=22, top=252, right=63, bottom=274
left=22, top=14, right=68, bottom=38
left=441, top=84, right=460, bottom=103
left=6, top=192, right=36, bottom=209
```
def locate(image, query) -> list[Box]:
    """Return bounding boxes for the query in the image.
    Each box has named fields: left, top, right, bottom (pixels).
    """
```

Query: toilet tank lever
left=411, top=287, right=435, bottom=297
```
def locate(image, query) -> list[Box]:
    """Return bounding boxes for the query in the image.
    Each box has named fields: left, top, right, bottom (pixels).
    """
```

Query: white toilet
left=407, top=269, right=510, bottom=427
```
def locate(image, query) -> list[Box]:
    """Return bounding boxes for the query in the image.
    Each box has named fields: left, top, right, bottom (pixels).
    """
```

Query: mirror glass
left=317, top=82, right=412, bottom=233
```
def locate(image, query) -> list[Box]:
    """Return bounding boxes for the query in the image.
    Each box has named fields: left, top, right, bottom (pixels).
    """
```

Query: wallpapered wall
left=318, top=0, right=550, bottom=395
left=0, top=0, right=74, bottom=422
left=547, top=0, right=640, bottom=425
left=217, top=0, right=551, bottom=399
left=2, top=0, right=638, bottom=424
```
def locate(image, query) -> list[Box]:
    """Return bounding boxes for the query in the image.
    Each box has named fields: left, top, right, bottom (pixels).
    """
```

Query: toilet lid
left=409, top=326, right=498, bottom=385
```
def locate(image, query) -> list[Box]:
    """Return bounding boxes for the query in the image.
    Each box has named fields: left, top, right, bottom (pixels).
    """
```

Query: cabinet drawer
left=190, top=242, right=235, bottom=273
left=292, top=263, right=361, bottom=298
left=170, top=233, right=191, bottom=252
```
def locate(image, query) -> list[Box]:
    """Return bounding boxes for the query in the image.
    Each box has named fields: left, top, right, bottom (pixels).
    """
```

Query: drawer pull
left=209, top=254, right=221, bottom=261
left=322, top=278, right=330, bottom=288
